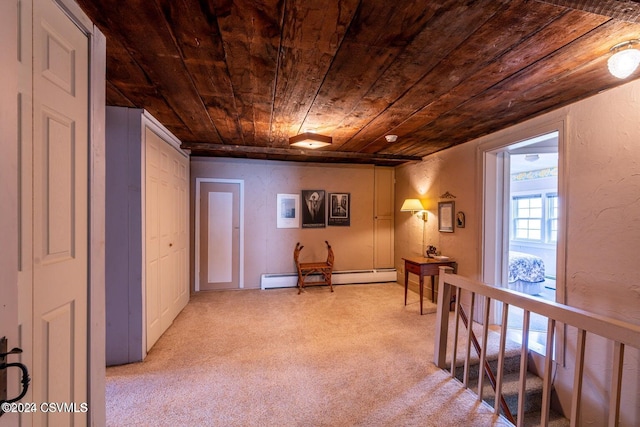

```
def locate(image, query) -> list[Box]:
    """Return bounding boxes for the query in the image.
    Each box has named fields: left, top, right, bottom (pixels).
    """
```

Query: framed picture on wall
left=301, top=190, right=326, bottom=228
left=438, top=201, right=455, bottom=233
left=328, top=193, right=350, bottom=226
left=456, top=211, right=465, bottom=228
left=276, top=194, right=300, bottom=228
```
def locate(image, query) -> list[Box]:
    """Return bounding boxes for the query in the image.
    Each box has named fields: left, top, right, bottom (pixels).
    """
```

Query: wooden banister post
left=434, top=266, right=454, bottom=368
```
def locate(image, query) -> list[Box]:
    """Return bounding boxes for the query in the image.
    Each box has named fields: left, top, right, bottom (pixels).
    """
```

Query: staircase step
left=461, top=371, right=570, bottom=426
left=522, top=408, right=570, bottom=427
left=453, top=352, right=522, bottom=380
left=447, top=317, right=570, bottom=426
left=463, top=370, right=543, bottom=416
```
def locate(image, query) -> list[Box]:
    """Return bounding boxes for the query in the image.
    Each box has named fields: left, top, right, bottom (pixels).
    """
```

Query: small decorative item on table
left=426, top=245, right=437, bottom=258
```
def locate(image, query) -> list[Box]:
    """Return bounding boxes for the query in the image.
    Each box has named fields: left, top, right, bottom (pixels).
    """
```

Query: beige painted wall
left=190, top=158, right=388, bottom=290
left=395, top=79, right=640, bottom=425
left=395, top=143, right=479, bottom=279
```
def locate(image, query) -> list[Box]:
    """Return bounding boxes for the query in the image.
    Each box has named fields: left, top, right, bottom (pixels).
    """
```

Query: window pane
left=547, top=194, right=558, bottom=243
left=549, top=224, right=557, bottom=242
left=512, top=195, right=543, bottom=241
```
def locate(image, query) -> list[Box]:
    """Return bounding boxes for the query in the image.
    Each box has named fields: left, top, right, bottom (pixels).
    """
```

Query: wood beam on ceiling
left=536, top=0, right=640, bottom=22
left=180, top=142, right=422, bottom=164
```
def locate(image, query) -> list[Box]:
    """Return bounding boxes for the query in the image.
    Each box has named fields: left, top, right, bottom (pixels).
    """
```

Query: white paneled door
left=197, top=181, right=242, bottom=290
left=374, top=167, right=395, bottom=268
left=145, top=127, right=189, bottom=352
left=14, top=0, right=90, bottom=425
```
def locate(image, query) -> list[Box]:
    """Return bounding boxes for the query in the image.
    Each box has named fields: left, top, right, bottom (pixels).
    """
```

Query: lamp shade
left=400, top=198, right=424, bottom=212
left=608, top=42, right=640, bottom=79
left=289, top=132, right=332, bottom=149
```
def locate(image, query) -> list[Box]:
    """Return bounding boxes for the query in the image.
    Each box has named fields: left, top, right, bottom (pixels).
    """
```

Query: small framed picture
left=438, top=201, right=455, bottom=233
left=276, top=194, right=300, bottom=228
left=328, top=193, right=350, bottom=226
left=456, top=211, right=465, bottom=228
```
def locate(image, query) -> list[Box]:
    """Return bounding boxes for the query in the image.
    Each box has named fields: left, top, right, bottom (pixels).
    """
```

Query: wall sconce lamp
left=608, top=40, right=640, bottom=79
left=289, top=132, right=332, bottom=149
left=401, top=198, right=428, bottom=256
left=400, top=198, right=427, bottom=221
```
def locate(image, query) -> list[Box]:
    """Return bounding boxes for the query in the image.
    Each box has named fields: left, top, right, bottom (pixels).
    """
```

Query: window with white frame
left=512, top=193, right=557, bottom=243
left=513, top=194, right=542, bottom=240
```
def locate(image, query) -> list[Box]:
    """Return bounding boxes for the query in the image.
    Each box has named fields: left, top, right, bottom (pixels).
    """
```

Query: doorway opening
left=506, top=135, right=558, bottom=353
left=482, top=129, right=563, bottom=356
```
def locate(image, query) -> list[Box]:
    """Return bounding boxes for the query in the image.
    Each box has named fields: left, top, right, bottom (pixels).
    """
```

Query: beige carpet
left=106, top=283, right=512, bottom=427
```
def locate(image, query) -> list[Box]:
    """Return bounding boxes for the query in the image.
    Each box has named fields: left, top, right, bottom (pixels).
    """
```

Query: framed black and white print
left=438, top=201, right=455, bottom=233
left=301, top=190, right=326, bottom=228
left=328, top=193, right=350, bottom=226
left=276, top=194, right=300, bottom=228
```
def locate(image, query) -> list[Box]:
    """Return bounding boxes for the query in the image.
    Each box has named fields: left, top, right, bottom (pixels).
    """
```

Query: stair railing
left=457, top=303, right=516, bottom=424
left=433, top=266, right=640, bottom=427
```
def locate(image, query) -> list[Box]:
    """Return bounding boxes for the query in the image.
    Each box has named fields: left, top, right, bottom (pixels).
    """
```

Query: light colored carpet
left=106, top=283, right=511, bottom=427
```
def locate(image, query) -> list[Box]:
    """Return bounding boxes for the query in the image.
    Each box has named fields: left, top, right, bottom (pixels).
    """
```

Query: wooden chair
left=293, top=241, right=334, bottom=294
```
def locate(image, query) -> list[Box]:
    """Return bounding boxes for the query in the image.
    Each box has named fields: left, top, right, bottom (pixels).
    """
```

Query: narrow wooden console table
left=402, top=257, right=458, bottom=314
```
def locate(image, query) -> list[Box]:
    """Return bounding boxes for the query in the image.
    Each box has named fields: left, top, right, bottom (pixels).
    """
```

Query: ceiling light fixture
left=608, top=40, right=640, bottom=79
left=525, top=154, right=539, bottom=162
left=289, top=132, right=332, bottom=149
left=385, top=134, right=398, bottom=143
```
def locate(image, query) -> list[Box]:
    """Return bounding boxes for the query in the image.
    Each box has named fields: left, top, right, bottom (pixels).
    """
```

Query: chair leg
left=324, top=269, right=333, bottom=292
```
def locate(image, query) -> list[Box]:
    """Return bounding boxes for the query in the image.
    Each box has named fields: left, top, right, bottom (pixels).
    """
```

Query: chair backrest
left=325, top=241, right=334, bottom=267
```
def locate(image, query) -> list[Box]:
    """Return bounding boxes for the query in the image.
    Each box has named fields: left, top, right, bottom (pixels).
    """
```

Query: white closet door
left=145, top=127, right=188, bottom=351
left=374, top=167, right=395, bottom=268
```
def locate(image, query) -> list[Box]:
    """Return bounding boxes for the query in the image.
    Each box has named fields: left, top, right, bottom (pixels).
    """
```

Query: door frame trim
left=194, top=178, right=245, bottom=291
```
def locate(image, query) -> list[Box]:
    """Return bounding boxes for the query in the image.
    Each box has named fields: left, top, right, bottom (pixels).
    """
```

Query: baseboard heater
left=260, top=268, right=397, bottom=290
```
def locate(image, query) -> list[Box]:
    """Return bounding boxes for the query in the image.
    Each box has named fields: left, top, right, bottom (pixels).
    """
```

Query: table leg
left=419, top=274, right=424, bottom=315
left=431, top=276, right=436, bottom=303
left=404, top=268, right=409, bottom=306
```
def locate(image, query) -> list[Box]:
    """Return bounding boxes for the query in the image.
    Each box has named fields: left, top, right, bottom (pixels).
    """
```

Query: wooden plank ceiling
left=76, top=0, right=640, bottom=165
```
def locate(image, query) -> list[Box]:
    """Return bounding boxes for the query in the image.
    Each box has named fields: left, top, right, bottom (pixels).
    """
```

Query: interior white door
left=374, top=167, right=395, bottom=268
left=30, top=0, right=90, bottom=425
left=145, top=127, right=189, bottom=351
left=198, top=182, right=241, bottom=290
